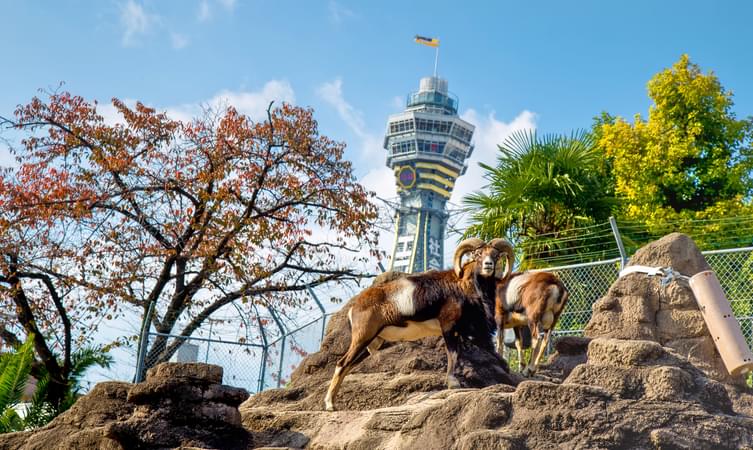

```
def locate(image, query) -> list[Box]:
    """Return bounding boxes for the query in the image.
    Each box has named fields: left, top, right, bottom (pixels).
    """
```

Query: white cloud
left=197, top=0, right=211, bottom=21
left=95, top=81, right=294, bottom=127
left=329, top=1, right=355, bottom=23
left=96, top=98, right=138, bottom=126
left=167, top=80, right=296, bottom=123
left=452, top=109, right=537, bottom=204
left=120, top=0, right=158, bottom=47
left=198, top=0, right=236, bottom=22
left=218, top=0, right=237, bottom=10
left=170, top=32, right=189, bottom=49
left=316, top=77, right=384, bottom=160
left=316, top=78, right=399, bottom=270
left=360, top=166, right=397, bottom=201
left=391, top=96, right=404, bottom=110
left=317, top=78, right=366, bottom=138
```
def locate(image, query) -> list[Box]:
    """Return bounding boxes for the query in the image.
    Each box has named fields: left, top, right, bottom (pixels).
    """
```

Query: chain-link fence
left=545, top=258, right=621, bottom=333
left=546, top=246, right=753, bottom=349
left=138, top=332, right=267, bottom=391
left=260, top=313, right=333, bottom=390
left=133, top=218, right=753, bottom=391
left=136, top=311, right=334, bottom=394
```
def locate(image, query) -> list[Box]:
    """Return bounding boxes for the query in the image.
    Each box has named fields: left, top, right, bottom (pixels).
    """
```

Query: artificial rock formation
left=585, top=232, right=739, bottom=385
left=242, top=335, right=753, bottom=449
left=0, top=363, right=250, bottom=450
left=242, top=233, right=753, bottom=449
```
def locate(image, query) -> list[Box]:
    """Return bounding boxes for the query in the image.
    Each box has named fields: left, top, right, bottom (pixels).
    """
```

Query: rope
left=618, top=265, right=691, bottom=287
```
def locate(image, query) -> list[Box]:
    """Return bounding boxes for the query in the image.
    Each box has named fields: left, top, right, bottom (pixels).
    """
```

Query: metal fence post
left=266, top=305, right=287, bottom=388
left=205, top=319, right=216, bottom=363
left=307, top=287, right=327, bottom=343
left=609, top=216, right=628, bottom=270
left=252, top=303, right=269, bottom=392
left=134, top=300, right=155, bottom=383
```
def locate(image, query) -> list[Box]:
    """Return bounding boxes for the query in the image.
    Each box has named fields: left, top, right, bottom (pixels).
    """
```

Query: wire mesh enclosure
left=547, top=247, right=753, bottom=349
left=131, top=216, right=753, bottom=392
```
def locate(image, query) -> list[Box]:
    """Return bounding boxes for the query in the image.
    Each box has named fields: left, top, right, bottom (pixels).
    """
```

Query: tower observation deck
left=384, top=76, right=475, bottom=273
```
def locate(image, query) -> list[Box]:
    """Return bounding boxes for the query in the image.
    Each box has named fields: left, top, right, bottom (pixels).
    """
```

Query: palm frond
left=0, top=338, right=34, bottom=414
left=463, top=127, right=615, bottom=262
left=0, top=408, right=24, bottom=433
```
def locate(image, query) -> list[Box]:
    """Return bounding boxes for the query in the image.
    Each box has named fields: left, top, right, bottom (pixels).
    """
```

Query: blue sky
left=3, top=0, right=753, bottom=227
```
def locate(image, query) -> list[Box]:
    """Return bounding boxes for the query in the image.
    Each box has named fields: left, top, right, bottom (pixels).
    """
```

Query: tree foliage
left=0, top=91, right=379, bottom=380
left=463, top=129, right=615, bottom=266
left=598, top=54, right=753, bottom=232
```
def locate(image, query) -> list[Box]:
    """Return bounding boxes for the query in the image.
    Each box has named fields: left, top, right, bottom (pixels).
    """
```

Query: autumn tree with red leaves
left=0, top=91, right=379, bottom=396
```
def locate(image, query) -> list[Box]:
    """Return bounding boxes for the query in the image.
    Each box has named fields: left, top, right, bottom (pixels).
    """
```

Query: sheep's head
left=453, top=238, right=514, bottom=279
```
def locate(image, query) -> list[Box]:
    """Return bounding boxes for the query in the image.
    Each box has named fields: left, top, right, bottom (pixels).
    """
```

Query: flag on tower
left=414, top=35, right=439, bottom=48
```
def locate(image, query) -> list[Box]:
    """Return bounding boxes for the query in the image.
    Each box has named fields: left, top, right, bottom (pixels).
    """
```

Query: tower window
left=389, top=119, right=415, bottom=134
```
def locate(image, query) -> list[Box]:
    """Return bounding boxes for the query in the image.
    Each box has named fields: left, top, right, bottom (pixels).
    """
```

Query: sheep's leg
left=526, top=310, right=555, bottom=376
left=324, top=309, right=382, bottom=411
left=495, top=330, right=504, bottom=356
left=522, top=323, right=542, bottom=377
left=367, top=336, right=384, bottom=355
left=495, top=316, right=506, bottom=356
left=514, top=328, right=526, bottom=372
left=439, top=300, right=463, bottom=389
left=528, top=329, right=552, bottom=375
left=324, top=337, right=373, bottom=411
left=494, top=302, right=506, bottom=357
left=442, top=329, right=462, bottom=389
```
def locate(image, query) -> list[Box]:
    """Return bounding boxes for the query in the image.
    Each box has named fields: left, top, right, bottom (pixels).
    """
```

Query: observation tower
left=384, top=76, right=475, bottom=273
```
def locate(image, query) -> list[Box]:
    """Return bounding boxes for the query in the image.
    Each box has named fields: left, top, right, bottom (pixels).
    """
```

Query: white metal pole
left=433, top=45, right=439, bottom=77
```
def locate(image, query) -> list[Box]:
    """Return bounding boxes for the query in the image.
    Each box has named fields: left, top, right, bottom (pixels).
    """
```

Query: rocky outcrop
left=585, top=232, right=740, bottom=385
left=242, top=335, right=753, bottom=449
left=0, top=363, right=250, bottom=450
left=241, top=233, right=753, bottom=449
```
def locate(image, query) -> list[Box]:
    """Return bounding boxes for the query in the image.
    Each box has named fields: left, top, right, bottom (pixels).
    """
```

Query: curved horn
left=453, top=238, right=485, bottom=277
left=489, top=238, right=515, bottom=279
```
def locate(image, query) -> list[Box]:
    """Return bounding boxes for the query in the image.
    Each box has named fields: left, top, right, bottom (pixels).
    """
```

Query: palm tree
left=464, top=129, right=615, bottom=267
left=0, top=339, right=34, bottom=433
left=0, top=340, right=112, bottom=432
left=21, top=346, right=113, bottom=428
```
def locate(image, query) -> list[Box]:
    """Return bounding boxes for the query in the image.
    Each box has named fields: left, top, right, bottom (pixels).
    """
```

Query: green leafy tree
left=598, top=54, right=753, bottom=244
left=464, top=129, right=615, bottom=266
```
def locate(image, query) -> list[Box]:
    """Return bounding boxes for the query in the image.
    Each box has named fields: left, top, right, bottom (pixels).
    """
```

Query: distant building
left=384, top=76, right=475, bottom=272
left=175, top=342, right=199, bottom=362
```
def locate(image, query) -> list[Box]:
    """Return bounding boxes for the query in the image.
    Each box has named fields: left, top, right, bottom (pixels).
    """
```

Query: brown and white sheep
left=495, top=271, right=569, bottom=376
left=324, top=238, right=514, bottom=411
